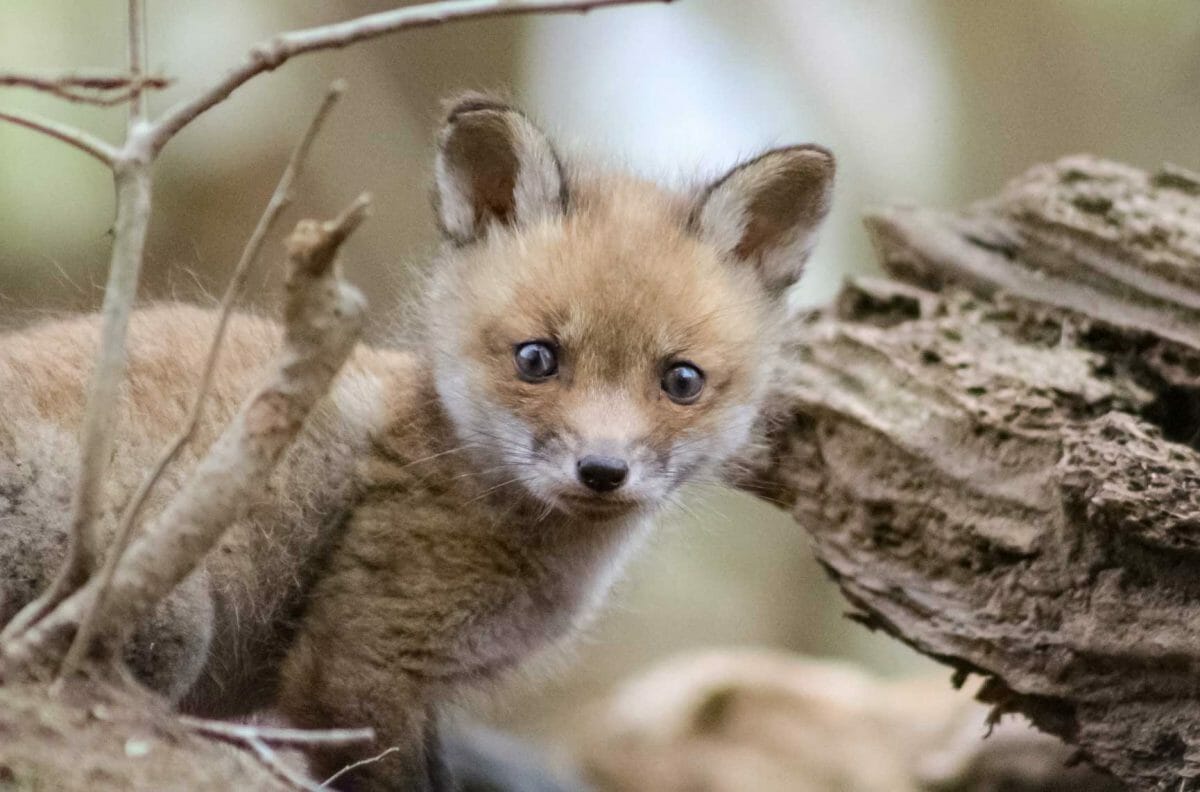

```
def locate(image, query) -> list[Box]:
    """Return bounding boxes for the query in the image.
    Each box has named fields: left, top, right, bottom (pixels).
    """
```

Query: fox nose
left=577, top=455, right=629, bottom=493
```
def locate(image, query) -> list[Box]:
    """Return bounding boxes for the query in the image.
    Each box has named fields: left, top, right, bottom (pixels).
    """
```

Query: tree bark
left=734, top=155, right=1200, bottom=790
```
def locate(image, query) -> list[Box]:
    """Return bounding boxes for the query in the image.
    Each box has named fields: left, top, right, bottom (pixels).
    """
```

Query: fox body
left=0, top=96, right=833, bottom=790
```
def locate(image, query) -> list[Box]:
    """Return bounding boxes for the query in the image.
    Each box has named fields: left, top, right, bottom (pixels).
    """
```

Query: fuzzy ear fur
left=692, top=145, right=835, bottom=294
left=434, top=94, right=568, bottom=244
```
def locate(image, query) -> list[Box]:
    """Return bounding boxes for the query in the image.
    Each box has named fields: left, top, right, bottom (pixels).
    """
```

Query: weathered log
left=735, top=155, right=1200, bottom=790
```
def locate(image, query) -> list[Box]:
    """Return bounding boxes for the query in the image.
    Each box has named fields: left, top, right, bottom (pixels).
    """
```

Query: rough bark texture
left=734, top=155, right=1200, bottom=791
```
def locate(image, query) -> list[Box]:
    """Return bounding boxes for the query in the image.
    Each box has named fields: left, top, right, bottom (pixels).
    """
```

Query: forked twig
left=0, top=197, right=370, bottom=680
left=0, top=0, right=669, bottom=683
left=181, top=715, right=378, bottom=791
left=2, top=0, right=154, bottom=648
left=57, top=80, right=347, bottom=681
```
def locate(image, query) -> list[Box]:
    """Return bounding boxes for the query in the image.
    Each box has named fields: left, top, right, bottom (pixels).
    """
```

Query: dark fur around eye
left=514, top=341, right=558, bottom=381
left=662, top=362, right=705, bottom=404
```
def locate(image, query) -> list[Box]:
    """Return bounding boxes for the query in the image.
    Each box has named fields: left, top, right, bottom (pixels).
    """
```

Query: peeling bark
left=735, top=155, right=1200, bottom=790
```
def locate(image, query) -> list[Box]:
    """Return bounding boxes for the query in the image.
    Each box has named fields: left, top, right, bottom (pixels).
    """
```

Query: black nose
left=577, top=455, right=629, bottom=493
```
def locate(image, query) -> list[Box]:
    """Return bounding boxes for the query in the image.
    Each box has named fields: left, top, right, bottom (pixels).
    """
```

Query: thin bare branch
left=72, top=165, right=153, bottom=582
left=0, top=71, right=171, bottom=106
left=127, top=0, right=147, bottom=125
left=180, top=716, right=375, bottom=747
left=0, top=162, right=149, bottom=648
left=0, top=109, right=117, bottom=165
left=58, top=81, right=347, bottom=680
left=250, top=737, right=326, bottom=792
left=6, top=0, right=157, bottom=654
left=0, top=71, right=171, bottom=91
left=322, top=747, right=402, bottom=788
left=183, top=714, right=375, bottom=792
left=0, top=197, right=370, bottom=680
left=148, top=0, right=672, bottom=154
left=4, top=3, right=155, bottom=650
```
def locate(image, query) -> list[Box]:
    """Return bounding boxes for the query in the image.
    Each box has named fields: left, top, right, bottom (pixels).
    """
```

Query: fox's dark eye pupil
left=514, top=341, right=558, bottom=380
left=662, top=362, right=704, bottom=404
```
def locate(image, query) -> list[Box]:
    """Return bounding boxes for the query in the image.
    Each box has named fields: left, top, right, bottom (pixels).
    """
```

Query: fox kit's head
left=425, top=94, right=833, bottom=519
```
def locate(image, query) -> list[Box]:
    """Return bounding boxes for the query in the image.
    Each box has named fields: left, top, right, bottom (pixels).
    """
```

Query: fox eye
left=662, top=362, right=705, bottom=404
left=514, top=341, right=558, bottom=381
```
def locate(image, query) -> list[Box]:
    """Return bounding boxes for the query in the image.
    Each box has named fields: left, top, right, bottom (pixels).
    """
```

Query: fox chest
left=351, top=512, right=647, bottom=682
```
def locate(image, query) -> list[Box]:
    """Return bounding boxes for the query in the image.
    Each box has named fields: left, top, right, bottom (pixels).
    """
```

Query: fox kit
left=0, top=94, right=833, bottom=790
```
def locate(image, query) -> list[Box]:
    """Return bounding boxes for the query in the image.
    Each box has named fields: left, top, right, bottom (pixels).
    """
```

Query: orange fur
left=0, top=94, right=834, bottom=790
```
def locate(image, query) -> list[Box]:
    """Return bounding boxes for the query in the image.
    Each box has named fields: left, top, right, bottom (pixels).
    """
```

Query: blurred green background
left=3, top=0, right=1199, bottom=756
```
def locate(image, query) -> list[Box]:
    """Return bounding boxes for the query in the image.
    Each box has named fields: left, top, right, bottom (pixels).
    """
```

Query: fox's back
left=0, top=305, right=408, bottom=706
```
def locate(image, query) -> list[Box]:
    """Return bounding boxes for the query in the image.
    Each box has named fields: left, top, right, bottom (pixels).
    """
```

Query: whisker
left=463, top=475, right=538, bottom=506
left=394, top=443, right=476, bottom=470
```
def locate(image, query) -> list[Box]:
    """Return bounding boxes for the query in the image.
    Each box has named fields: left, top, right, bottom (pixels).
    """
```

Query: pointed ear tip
left=439, top=92, right=515, bottom=126
left=780, top=143, right=836, bottom=176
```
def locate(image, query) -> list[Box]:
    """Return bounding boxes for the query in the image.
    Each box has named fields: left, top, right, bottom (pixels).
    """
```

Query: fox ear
left=434, top=94, right=567, bottom=244
left=692, top=145, right=835, bottom=295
